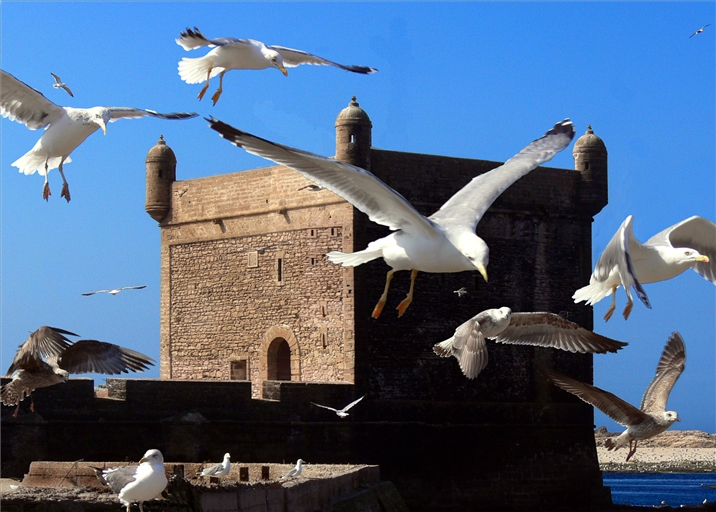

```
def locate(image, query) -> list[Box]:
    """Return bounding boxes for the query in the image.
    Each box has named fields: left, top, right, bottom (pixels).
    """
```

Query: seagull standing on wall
left=176, top=27, right=377, bottom=105
left=280, top=459, right=304, bottom=479
left=1, top=69, right=197, bottom=201
left=207, top=117, right=575, bottom=318
left=198, top=453, right=231, bottom=478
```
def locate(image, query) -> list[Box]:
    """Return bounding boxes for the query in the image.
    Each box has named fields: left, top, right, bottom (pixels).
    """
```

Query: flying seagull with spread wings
left=176, top=27, right=377, bottom=105
left=1, top=326, right=154, bottom=417
left=50, top=73, right=74, bottom=97
left=207, top=116, right=574, bottom=318
left=690, top=24, right=710, bottom=38
left=539, top=332, right=685, bottom=462
left=91, top=449, right=168, bottom=512
left=311, top=395, right=365, bottom=418
left=573, top=215, right=714, bottom=321
left=1, top=69, right=197, bottom=202
left=82, top=285, right=147, bottom=296
left=433, top=307, right=627, bottom=379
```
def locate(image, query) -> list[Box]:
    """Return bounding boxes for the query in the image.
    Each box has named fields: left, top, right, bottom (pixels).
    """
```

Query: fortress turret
left=335, top=96, right=372, bottom=170
left=573, top=125, right=608, bottom=216
left=145, top=135, right=176, bottom=223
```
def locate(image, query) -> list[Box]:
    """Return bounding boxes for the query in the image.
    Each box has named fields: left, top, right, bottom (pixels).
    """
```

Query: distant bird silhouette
left=198, top=453, right=231, bottom=478
left=453, top=287, right=468, bottom=298
left=280, top=459, right=304, bottom=479
left=298, top=184, right=324, bottom=192
left=82, top=285, right=147, bottom=296
left=50, top=73, right=74, bottom=97
left=538, top=332, right=685, bottom=462
left=690, top=24, right=710, bottom=38
left=311, top=395, right=365, bottom=418
left=1, top=326, right=154, bottom=417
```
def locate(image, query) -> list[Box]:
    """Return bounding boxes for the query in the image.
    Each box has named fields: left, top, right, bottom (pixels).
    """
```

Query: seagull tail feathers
left=178, top=57, right=223, bottom=84
left=12, top=150, right=69, bottom=176
left=572, top=281, right=613, bottom=305
left=326, top=249, right=382, bottom=267
left=433, top=339, right=454, bottom=358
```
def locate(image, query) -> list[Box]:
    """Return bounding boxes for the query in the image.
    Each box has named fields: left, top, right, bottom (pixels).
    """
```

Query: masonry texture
left=3, top=98, right=611, bottom=511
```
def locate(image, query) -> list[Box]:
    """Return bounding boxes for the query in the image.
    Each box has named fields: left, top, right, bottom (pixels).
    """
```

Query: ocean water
left=603, top=472, right=716, bottom=507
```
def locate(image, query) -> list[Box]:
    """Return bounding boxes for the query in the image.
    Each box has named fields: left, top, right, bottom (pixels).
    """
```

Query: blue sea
left=603, top=472, right=716, bottom=507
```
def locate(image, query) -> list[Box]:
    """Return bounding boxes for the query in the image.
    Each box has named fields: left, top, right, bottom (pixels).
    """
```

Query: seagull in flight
left=1, top=69, right=197, bottom=202
left=539, top=332, right=685, bottom=462
left=433, top=307, right=627, bottom=379
left=176, top=27, right=377, bottom=105
left=311, top=395, right=365, bottom=418
left=690, top=24, right=710, bottom=38
left=453, top=287, right=468, bottom=298
left=50, top=73, right=74, bottom=98
left=207, top=116, right=574, bottom=318
left=82, top=285, right=147, bottom=296
left=1, top=326, right=154, bottom=417
left=573, top=215, right=714, bottom=321
left=280, top=459, right=304, bottom=479
left=298, top=184, right=324, bottom=192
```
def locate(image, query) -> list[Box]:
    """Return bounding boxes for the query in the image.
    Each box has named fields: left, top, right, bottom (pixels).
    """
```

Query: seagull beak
left=101, top=123, right=107, bottom=135
left=279, top=65, right=288, bottom=77
left=476, top=263, right=488, bottom=283
left=696, top=255, right=709, bottom=263
left=139, top=457, right=148, bottom=463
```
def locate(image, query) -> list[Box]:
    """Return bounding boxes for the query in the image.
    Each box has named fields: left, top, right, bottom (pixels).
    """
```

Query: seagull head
left=461, top=236, right=489, bottom=282
left=676, top=248, right=709, bottom=266
left=663, top=410, right=680, bottom=424
left=139, top=449, right=165, bottom=465
left=265, top=49, right=288, bottom=76
left=89, top=108, right=112, bottom=135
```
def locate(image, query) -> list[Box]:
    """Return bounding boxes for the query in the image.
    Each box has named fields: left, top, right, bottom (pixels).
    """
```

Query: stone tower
left=335, top=96, right=372, bottom=170
left=145, top=135, right=176, bottom=223
left=574, top=125, right=608, bottom=216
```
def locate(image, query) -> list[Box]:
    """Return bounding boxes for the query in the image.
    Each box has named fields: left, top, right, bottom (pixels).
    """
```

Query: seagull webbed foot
left=622, top=300, right=633, bottom=320
left=197, top=84, right=209, bottom=101
left=42, top=183, right=51, bottom=201
left=61, top=183, right=71, bottom=202
left=211, top=88, right=223, bottom=106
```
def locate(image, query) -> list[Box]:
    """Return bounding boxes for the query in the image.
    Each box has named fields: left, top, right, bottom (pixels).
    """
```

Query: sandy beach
left=597, top=446, right=716, bottom=473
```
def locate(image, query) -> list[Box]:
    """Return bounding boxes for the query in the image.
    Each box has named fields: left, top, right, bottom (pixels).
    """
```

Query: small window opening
left=158, top=169, right=164, bottom=178
left=321, top=304, right=327, bottom=317
left=585, top=161, right=591, bottom=171
left=321, top=332, right=328, bottom=349
left=277, top=257, right=284, bottom=282
left=349, top=134, right=355, bottom=143
left=230, top=360, right=248, bottom=380
left=309, top=228, right=317, bottom=237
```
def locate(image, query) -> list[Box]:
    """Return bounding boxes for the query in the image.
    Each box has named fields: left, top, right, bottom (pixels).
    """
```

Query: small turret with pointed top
left=335, top=96, right=372, bottom=170
left=573, top=125, right=608, bottom=216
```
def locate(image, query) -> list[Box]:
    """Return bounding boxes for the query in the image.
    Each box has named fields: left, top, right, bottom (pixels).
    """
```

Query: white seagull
left=50, top=73, right=74, bottom=98
left=91, top=449, right=168, bottom=512
left=539, top=332, right=686, bottom=462
left=573, top=215, right=714, bottom=321
left=433, top=307, right=627, bottom=379
left=690, top=24, right=711, bottom=38
left=453, top=287, right=468, bottom=298
left=82, top=285, right=147, bottom=296
left=1, top=326, right=154, bottom=417
left=1, top=69, right=197, bottom=202
left=207, top=117, right=575, bottom=318
left=280, top=459, right=304, bottom=479
left=198, top=453, right=231, bottom=478
left=311, top=395, right=365, bottom=418
left=176, top=27, right=377, bottom=105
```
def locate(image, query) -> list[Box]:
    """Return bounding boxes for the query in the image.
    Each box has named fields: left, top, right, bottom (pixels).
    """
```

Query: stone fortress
left=3, top=97, right=613, bottom=511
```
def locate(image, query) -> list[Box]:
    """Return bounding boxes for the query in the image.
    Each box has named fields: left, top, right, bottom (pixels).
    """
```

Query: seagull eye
left=684, top=251, right=692, bottom=256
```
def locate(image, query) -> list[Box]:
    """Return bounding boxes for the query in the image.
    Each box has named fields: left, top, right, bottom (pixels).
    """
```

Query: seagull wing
left=428, top=119, right=574, bottom=231
left=434, top=316, right=488, bottom=379
left=6, top=326, right=78, bottom=375
left=50, top=73, right=63, bottom=85
left=591, top=215, right=651, bottom=308
left=119, top=285, right=147, bottom=291
left=342, top=395, right=366, bottom=412
left=645, top=216, right=716, bottom=283
left=1, top=69, right=65, bottom=129
left=269, top=45, right=377, bottom=74
left=98, top=465, right=140, bottom=494
left=640, top=332, right=686, bottom=414
left=61, top=85, right=74, bottom=98
left=175, top=27, right=246, bottom=50
left=107, top=107, right=198, bottom=122
left=200, top=463, right=223, bottom=476
left=207, top=118, right=439, bottom=237
left=57, top=340, right=155, bottom=375
left=311, top=402, right=339, bottom=413
left=491, top=312, right=628, bottom=353
left=538, top=364, right=647, bottom=426
left=82, top=289, right=110, bottom=296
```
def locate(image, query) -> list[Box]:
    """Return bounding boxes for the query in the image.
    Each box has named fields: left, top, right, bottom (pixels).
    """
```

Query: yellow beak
left=697, top=255, right=710, bottom=262
left=101, top=124, right=107, bottom=135
left=280, top=66, right=288, bottom=77
left=477, top=263, right=488, bottom=283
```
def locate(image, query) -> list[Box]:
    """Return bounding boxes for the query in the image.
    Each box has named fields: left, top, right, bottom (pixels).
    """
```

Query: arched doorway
left=267, top=337, right=292, bottom=381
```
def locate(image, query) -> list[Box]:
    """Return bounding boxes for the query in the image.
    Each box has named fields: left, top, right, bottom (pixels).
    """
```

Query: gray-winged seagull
left=538, top=332, right=685, bottom=462
left=433, top=307, right=627, bottom=379
left=280, top=459, right=304, bottom=479
left=1, top=69, right=197, bottom=201
left=198, top=453, right=231, bottom=478
left=207, top=116, right=575, bottom=318
left=311, top=395, right=365, bottom=418
left=82, top=285, right=147, bottom=296
left=573, top=215, right=714, bottom=321
left=50, top=73, right=74, bottom=97
left=176, top=27, right=377, bottom=105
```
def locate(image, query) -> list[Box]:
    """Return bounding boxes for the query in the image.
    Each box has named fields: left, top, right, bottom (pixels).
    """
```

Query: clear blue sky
left=2, top=2, right=714, bottom=432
